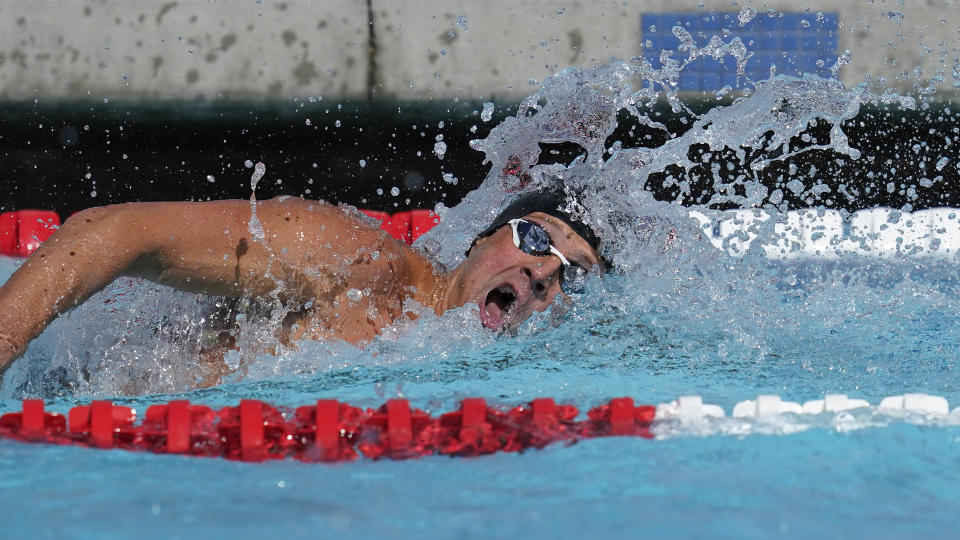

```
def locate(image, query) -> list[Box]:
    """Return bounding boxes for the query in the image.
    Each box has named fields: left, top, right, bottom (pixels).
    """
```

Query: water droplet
left=206, top=175, right=216, bottom=183
left=346, top=288, right=363, bottom=302
left=244, top=160, right=254, bottom=168
left=456, top=15, right=468, bottom=31
left=335, top=120, right=341, bottom=127
left=713, top=85, right=732, bottom=99
left=251, top=162, right=266, bottom=190
left=390, top=186, right=400, bottom=196
left=481, top=102, right=495, bottom=122
left=433, top=141, right=447, bottom=159
left=305, top=118, right=311, bottom=126
left=359, top=159, right=366, bottom=168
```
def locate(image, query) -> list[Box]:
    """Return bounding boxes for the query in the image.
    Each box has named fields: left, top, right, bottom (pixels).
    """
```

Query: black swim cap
left=468, top=188, right=603, bottom=259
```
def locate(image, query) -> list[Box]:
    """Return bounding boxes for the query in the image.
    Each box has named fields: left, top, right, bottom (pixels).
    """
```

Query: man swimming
left=0, top=188, right=605, bottom=379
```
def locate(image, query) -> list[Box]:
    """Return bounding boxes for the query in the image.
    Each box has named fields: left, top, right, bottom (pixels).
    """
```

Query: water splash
left=407, top=27, right=959, bottom=409
left=247, top=161, right=266, bottom=242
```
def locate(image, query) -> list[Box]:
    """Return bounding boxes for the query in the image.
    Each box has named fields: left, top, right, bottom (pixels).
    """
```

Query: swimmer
left=0, top=188, right=605, bottom=379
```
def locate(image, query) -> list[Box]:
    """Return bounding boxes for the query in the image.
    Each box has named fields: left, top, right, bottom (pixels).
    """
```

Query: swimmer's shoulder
left=258, top=196, right=407, bottom=246
left=259, top=196, right=433, bottom=276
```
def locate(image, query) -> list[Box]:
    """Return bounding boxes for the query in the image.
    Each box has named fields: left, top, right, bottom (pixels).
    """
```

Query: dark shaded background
left=2, top=99, right=958, bottom=218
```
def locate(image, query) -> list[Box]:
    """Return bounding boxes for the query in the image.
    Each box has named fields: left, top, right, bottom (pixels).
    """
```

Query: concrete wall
left=0, top=0, right=369, bottom=100
left=0, top=0, right=957, bottom=102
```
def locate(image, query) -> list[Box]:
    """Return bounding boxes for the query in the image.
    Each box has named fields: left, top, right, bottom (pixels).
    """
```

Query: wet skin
left=0, top=197, right=600, bottom=381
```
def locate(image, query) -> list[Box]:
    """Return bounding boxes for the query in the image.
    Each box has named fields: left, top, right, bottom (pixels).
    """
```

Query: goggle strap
left=549, top=245, right=571, bottom=266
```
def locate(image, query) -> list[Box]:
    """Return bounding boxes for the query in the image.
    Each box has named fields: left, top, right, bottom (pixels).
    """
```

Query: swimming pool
left=3, top=215, right=960, bottom=538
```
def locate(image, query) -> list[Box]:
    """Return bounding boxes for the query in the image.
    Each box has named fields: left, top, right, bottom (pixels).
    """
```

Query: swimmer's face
left=452, top=212, right=602, bottom=332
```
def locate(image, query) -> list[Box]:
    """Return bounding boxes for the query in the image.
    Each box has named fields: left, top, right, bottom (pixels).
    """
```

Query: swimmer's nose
left=524, top=258, right=562, bottom=299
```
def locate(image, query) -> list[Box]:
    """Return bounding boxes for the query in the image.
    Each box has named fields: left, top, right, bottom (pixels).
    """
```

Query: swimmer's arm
left=0, top=198, right=394, bottom=372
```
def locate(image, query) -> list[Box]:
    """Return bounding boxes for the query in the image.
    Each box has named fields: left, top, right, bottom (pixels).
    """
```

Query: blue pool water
left=4, top=422, right=960, bottom=539
left=3, top=253, right=960, bottom=538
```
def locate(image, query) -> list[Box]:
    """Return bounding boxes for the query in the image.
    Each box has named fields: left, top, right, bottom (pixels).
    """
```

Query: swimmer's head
left=467, top=188, right=604, bottom=261
left=450, top=188, right=607, bottom=332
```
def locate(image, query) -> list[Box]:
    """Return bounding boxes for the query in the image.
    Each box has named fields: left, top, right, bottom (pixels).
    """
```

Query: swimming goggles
left=508, top=218, right=588, bottom=294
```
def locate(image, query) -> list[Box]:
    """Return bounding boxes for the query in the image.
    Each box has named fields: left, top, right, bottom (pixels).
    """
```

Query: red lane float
left=0, top=397, right=655, bottom=462
left=0, top=210, right=61, bottom=257
left=360, top=210, right=412, bottom=244
left=360, top=209, right=440, bottom=244
left=409, top=209, right=440, bottom=242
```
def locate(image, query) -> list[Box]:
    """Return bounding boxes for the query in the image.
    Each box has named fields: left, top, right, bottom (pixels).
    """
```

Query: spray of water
left=247, top=161, right=267, bottom=242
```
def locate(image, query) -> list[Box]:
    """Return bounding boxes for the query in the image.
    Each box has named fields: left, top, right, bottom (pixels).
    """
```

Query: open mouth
left=481, top=284, right=517, bottom=330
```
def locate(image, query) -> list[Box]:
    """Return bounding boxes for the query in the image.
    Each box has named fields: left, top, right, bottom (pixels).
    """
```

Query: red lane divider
left=0, top=397, right=656, bottom=463
left=360, top=209, right=439, bottom=245
left=0, top=210, right=61, bottom=257
left=68, top=400, right=137, bottom=448
left=1, top=399, right=65, bottom=440
left=409, top=209, right=440, bottom=242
